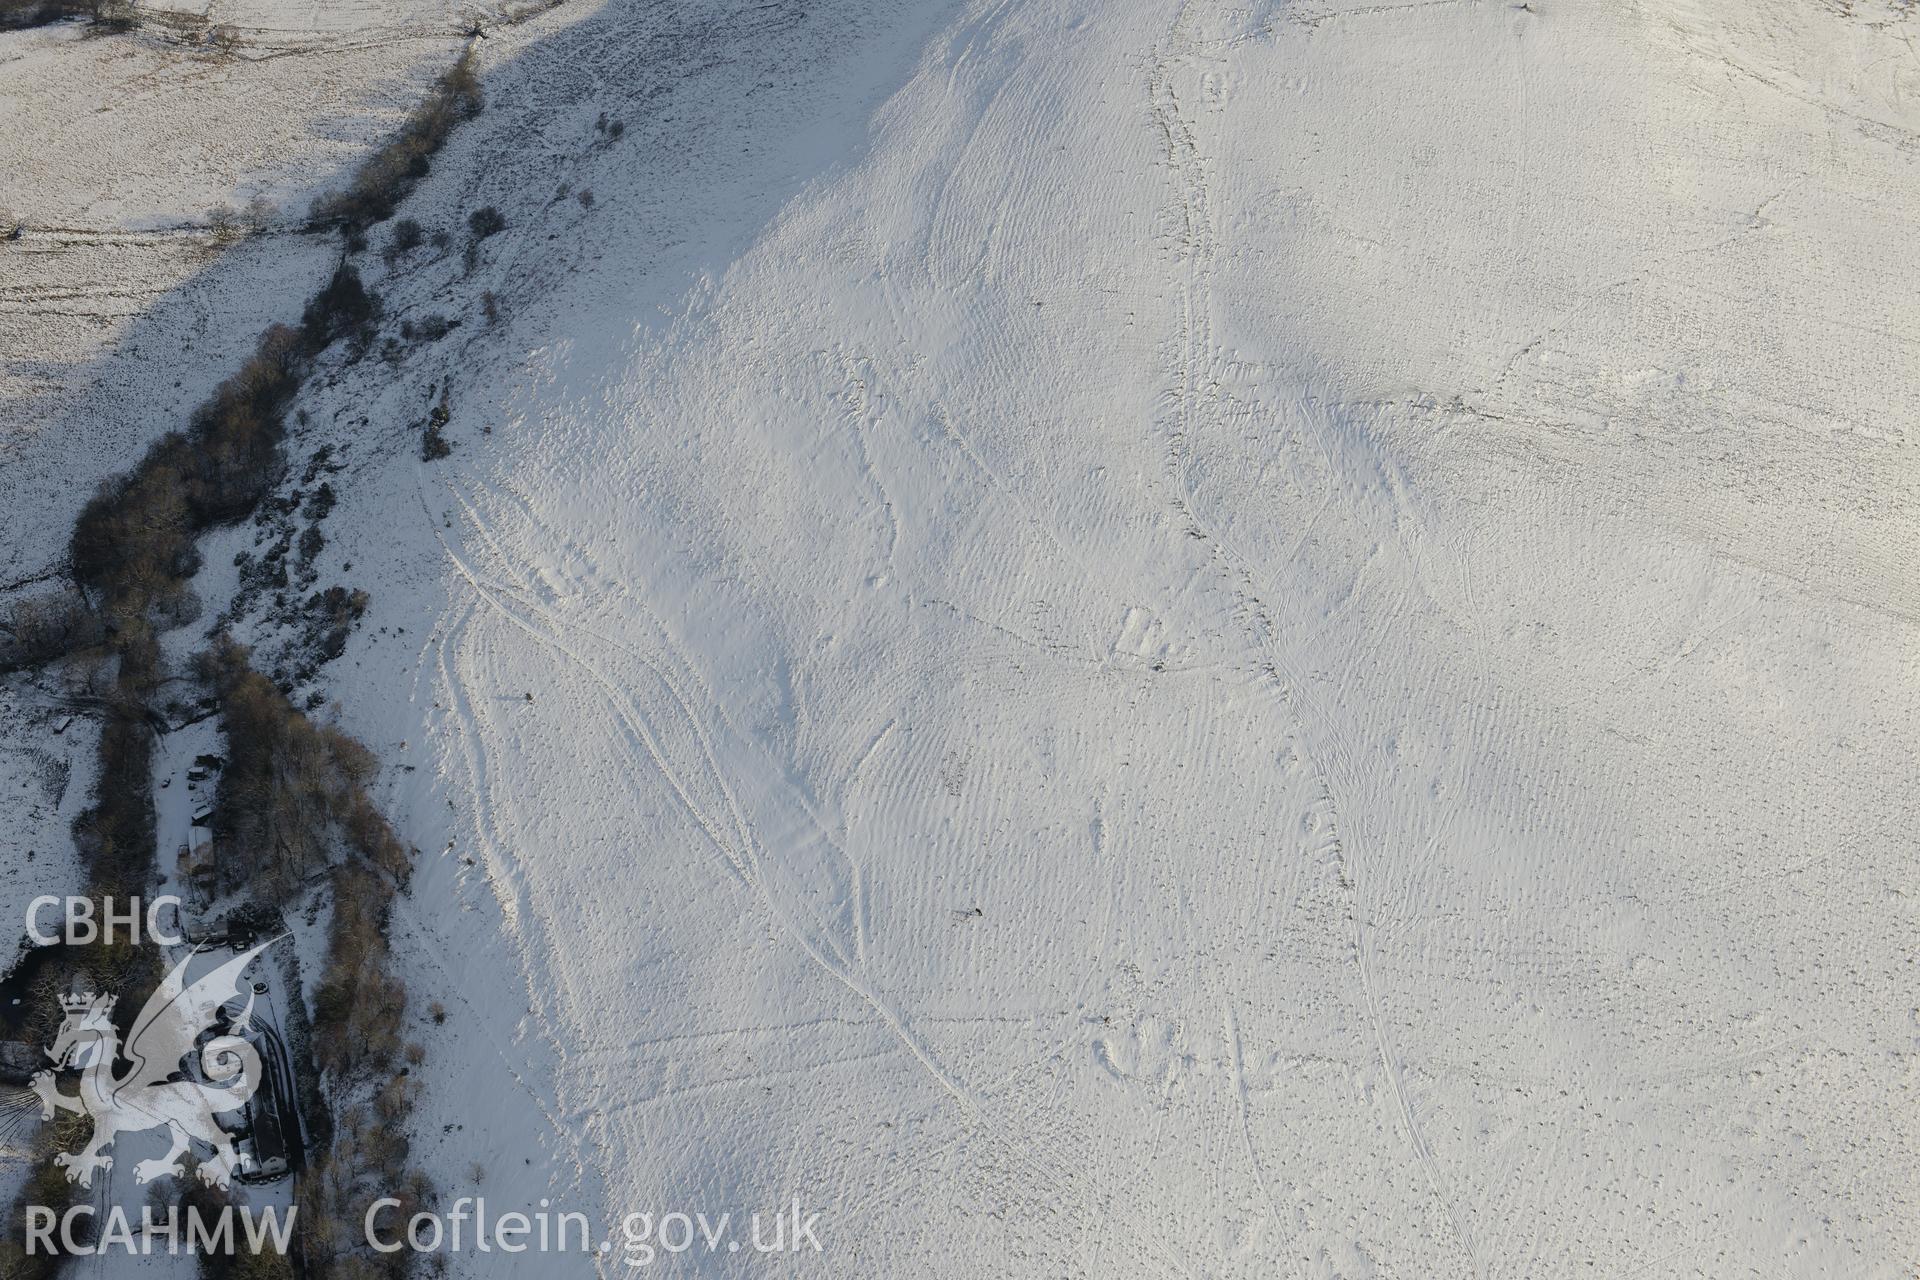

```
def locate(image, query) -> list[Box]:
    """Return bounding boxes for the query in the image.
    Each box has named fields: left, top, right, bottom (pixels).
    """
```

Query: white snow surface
left=16, top=0, right=1920, bottom=1275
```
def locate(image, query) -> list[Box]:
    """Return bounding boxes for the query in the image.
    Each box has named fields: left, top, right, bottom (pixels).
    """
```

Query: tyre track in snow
left=439, top=474, right=878, bottom=952
left=420, top=472, right=977, bottom=1113
left=437, top=466, right=948, bottom=988
left=392, top=593, right=612, bottom=1214
left=422, top=472, right=1221, bottom=1280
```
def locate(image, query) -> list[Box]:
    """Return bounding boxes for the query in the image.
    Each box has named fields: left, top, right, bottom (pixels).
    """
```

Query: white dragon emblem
left=30, top=939, right=277, bottom=1189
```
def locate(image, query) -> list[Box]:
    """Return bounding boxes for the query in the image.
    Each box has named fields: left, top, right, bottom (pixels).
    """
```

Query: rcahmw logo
left=30, top=939, right=281, bottom=1188
left=27, top=1204, right=294, bottom=1257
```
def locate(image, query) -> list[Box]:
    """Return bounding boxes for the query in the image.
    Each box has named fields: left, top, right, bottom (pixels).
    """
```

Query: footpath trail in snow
left=31, top=0, right=1910, bottom=1274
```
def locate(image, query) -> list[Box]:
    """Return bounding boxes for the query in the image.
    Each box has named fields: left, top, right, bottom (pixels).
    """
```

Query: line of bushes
left=311, top=50, right=483, bottom=232
left=43, top=261, right=379, bottom=931
left=55, top=267, right=426, bottom=1274
left=195, top=638, right=406, bottom=899
left=0, top=267, right=373, bottom=1271
left=69, top=307, right=330, bottom=645
left=199, top=638, right=425, bottom=1280
left=2, top=43, right=487, bottom=1280
left=53, top=261, right=376, bottom=670
left=0, top=0, right=133, bottom=33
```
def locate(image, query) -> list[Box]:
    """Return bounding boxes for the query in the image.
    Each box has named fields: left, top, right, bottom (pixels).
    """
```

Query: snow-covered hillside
left=11, top=0, right=1920, bottom=1275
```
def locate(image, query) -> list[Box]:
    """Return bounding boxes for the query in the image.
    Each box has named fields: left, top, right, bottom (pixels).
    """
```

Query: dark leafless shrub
left=150, top=582, right=202, bottom=630
left=420, top=397, right=452, bottom=461
left=207, top=203, right=243, bottom=246
left=300, top=585, right=368, bottom=661
left=400, top=314, right=454, bottom=343
left=304, top=482, right=336, bottom=520
left=301, top=265, right=380, bottom=350
left=297, top=525, right=325, bottom=563
left=385, top=218, right=423, bottom=260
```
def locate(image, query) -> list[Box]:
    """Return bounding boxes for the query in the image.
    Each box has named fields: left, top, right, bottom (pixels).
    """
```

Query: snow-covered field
left=9, top=0, right=1920, bottom=1275
left=0, top=5, right=467, bottom=581
left=0, top=0, right=466, bottom=927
